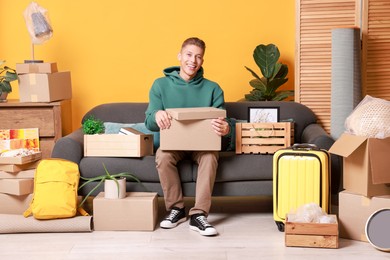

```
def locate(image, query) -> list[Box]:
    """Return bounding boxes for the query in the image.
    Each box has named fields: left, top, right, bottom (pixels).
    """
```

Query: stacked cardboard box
left=329, top=133, right=390, bottom=242
left=16, top=62, right=72, bottom=102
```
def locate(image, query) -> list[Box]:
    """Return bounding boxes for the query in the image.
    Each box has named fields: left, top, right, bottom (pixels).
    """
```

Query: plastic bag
left=345, top=95, right=390, bottom=139
left=287, top=203, right=336, bottom=223
left=23, top=2, right=53, bottom=45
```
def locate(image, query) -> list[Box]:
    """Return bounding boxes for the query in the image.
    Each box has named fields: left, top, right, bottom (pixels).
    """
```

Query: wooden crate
left=285, top=214, right=339, bottom=249
left=235, top=122, right=294, bottom=154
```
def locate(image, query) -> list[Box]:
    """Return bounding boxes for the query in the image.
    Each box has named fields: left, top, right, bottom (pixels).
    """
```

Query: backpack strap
left=23, top=204, right=32, bottom=218
left=77, top=206, right=90, bottom=216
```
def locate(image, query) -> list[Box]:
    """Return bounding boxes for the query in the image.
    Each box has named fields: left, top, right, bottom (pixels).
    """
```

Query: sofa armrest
left=301, top=123, right=334, bottom=150
left=51, top=128, right=84, bottom=164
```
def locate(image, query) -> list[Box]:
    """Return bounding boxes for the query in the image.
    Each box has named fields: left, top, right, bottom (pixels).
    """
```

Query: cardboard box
left=0, top=152, right=41, bottom=165
left=285, top=214, right=339, bottom=248
left=84, top=132, right=154, bottom=157
left=160, top=107, right=226, bottom=151
left=16, top=62, right=58, bottom=74
left=18, top=72, right=72, bottom=102
left=0, top=161, right=39, bottom=173
left=0, top=193, right=33, bottom=214
left=235, top=122, right=294, bottom=154
left=93, top=192, right=158, bottom=231
left=329, top=133, right=390, bottom=197
left=339, top=190, right=390, bottom=242
left=0, top=169, right=35, bottom=179
left=0, top=178, right=34, bottom=195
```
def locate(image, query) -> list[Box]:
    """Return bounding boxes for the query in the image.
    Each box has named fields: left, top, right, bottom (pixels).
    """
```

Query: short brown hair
left=181, top=37, right=206, bottom=52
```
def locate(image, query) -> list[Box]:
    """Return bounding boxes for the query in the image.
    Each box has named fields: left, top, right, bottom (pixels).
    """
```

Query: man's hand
left=211, top=117, right=230, bottom=136
left=155, top=110, right=171, bottom=130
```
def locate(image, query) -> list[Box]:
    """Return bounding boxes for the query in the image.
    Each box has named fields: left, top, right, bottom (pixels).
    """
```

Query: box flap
left=329, top=133, right=368, bottom=157
left=368, top=137, right=390, bottom=184
left=166, top=107, right=226, bottom=120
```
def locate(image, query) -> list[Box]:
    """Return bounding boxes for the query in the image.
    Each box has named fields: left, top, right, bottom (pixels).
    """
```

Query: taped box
left=84, top=130, right=153, bottom=157
left=16, top=62, right=58, bottom=74
left=18, top=72, right=72, bottom=102
left=285, top=214, right=339, bottom=249
left=236, top=122, right=294, bottom=154
left=93, top=192, right=158, bottom=231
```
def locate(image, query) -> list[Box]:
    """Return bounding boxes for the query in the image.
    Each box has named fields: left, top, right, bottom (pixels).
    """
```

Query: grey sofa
left=52, top=101, right=341, bottom=198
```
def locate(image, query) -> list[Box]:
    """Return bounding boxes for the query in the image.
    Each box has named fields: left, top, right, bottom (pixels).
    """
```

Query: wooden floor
left=0, top=196, right=388, bottom=260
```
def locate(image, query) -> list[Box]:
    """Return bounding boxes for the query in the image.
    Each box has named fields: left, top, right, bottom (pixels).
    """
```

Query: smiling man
left=145, top=37, right=231, bottom=236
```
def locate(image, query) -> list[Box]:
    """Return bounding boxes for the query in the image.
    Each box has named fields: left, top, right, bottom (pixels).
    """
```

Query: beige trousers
left=155, top=149, right=219, bottom=216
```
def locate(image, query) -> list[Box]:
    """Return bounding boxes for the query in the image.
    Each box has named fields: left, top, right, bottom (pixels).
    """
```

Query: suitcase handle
left=291, top=143, right=319, bottom=151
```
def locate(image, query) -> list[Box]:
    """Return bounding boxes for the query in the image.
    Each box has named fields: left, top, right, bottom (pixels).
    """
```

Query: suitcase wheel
left=275, top=221, right=285, bottom=232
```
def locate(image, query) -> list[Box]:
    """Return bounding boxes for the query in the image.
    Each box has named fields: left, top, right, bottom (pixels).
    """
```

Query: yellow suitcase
left=273, top=144, right=331, bottom=232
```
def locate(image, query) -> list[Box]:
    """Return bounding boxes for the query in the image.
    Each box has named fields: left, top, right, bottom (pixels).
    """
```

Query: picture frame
left=248, top=107, right=279, bottom=123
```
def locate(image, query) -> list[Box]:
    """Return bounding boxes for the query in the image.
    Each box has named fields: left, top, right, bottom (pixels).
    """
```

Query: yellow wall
left=0, top=0, right=295, bottom=130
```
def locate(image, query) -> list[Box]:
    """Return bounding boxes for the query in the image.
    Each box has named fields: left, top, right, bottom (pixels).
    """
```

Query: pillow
left=103, top=122, right=160, bottom=151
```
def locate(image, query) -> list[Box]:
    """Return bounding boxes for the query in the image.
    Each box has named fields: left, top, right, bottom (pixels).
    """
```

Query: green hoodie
left=145, top=66, right=226, bottom=132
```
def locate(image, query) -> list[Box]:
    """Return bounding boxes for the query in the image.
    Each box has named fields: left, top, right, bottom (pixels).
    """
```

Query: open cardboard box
left=329, top=133, right=390, bottom=197
left=160, top=107, right=226, bottom=151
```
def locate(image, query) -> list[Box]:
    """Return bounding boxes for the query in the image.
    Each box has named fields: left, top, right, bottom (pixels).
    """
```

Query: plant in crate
left=82, top=116, right=105, bottom=135
left=243, top=43, right=293, bottom=101
left=78, top=163, right=141, bottom=208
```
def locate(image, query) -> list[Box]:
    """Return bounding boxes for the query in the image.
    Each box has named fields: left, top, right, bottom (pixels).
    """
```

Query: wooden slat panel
left=362, top=0, right=390, bottom=99
left=296, top=0, right=359, bottom=133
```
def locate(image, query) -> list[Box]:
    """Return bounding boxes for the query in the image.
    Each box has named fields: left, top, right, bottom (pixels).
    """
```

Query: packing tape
left=361, top=196, right=371, bottom=207
left=28, top=74, right=37, bottom=85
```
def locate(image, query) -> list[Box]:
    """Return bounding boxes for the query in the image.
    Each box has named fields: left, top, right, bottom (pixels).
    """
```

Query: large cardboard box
left=0, top=169, right=35, bottom=179
left=16, top=62, right=58, bottom=74
left=0, top=178, right=34, bottom=195
left=329, top=133, right=390, bottom=197
left=18, top=72, right=72, bottom=102
left=84, top=131, right=153, bottom=157
left=339, top=190, right=390, bottom=242
left=0, top=161, right=38, bottom=173
left=160, top=107, right=226, bottom=151
left=93, top=192, right=158, bottom=231
left=285, top=214, right=339, bottom=248
left=0, top=193, right=33, bottom=214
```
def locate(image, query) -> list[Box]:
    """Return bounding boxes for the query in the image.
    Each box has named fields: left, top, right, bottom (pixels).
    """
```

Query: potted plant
left=82, top=115, right=105, bottom=134
left=242, top=44, right=293, bottom=101
left=78, top=163, right=141, bottom=208
left=0, top=60, right=18, bottom=102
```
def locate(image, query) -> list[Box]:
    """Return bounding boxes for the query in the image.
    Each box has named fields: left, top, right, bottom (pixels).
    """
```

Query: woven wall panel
left=362, top=0, right=390, bottom=100
left=296, top=0, right=359, bottom=132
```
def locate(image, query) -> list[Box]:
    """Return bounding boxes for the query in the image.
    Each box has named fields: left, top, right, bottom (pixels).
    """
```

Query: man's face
left=178, top=44, right=204, bottom=81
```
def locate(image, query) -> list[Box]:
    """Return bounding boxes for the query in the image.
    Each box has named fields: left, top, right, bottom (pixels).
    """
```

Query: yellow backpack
left=24, top=158, right=88, bottom=219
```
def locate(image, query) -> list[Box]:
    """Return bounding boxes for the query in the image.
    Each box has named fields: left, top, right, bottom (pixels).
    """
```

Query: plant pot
left=0, top=92, right=8, bottom=102
left=104, top=178, right=126, bottom=199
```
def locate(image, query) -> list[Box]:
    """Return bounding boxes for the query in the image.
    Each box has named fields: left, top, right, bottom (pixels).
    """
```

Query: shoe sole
left=189, top=225, right=218, bottom=236
left=160, top=217, right=187, bottom=229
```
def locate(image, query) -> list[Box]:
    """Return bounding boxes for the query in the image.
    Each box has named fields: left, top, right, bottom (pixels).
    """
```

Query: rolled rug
left=0, top=214, right=92, bottom=234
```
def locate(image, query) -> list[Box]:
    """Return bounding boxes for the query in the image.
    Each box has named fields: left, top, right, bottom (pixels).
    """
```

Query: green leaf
left=249, top=79, right=266, bottom=91
left=244, top=66, right=261, bottom=80
left=253, top=44, right=280, bottom=79
left=272, top=91, right=294, bottom=101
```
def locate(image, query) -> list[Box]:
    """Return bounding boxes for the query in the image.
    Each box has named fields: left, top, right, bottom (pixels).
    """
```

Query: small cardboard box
left=18, top=72, right=72, bottom=102
left=160, top=107, right=226, bottom=151
left=285, top=214, right=339, bottom=248
left=0, top=178, right=34, bottom=195
left=0, top=161, right=39, bottom=173
left=84, top=132, right=154, bottom=157
left=338, top=190, right=390, bottom=242
left=329, top=133, right=390, bottom=197
left=93, top=192, right=158, bottom=231
left=235, top=122, right=294, bottom=154
left=0, top=152, right=42, bottom=165
left=16, top=62, right=58, bottom=74
left=0, top=193, right=33, bottom=214
left=0, top=169, right=35, bottom=179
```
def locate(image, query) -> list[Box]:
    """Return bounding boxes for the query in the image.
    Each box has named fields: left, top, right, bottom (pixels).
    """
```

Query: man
left=145, top=37, right=230, bottom=236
